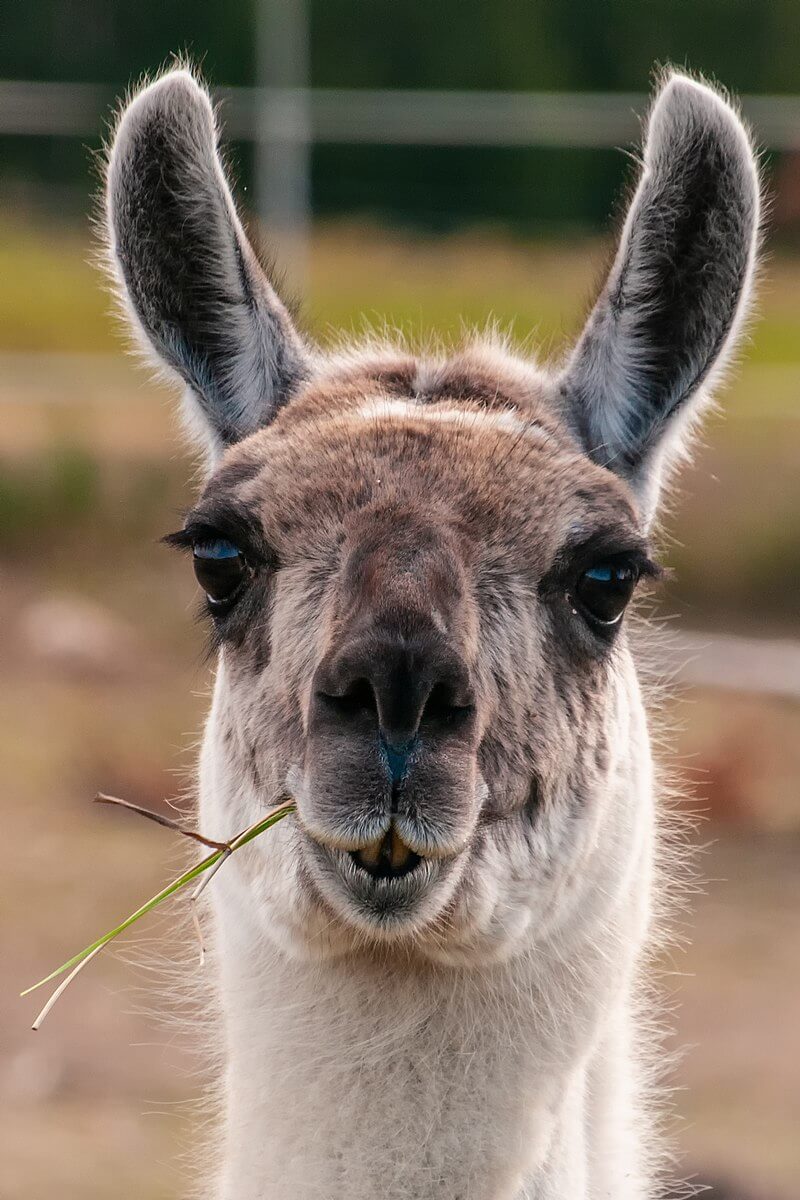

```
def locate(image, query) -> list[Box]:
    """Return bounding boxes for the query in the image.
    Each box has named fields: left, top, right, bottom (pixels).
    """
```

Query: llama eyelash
left=163, top=515, right=278, bottom=569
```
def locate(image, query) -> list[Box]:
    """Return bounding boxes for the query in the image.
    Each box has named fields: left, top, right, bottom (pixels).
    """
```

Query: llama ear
left=558, top=72, right=760, bottom=520
left=105, top=69, right=310, bottom=458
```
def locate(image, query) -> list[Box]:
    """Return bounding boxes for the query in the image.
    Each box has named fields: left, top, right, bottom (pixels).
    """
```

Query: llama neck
left=210, top=878, right=651, bottom=1200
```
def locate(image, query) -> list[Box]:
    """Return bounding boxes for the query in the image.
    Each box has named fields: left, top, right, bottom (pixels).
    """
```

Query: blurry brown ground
left=0, top=223, right=798, bottom=1199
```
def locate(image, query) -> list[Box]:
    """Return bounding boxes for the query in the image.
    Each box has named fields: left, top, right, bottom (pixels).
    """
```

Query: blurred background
left=1, top=2, right=799, bottom=1198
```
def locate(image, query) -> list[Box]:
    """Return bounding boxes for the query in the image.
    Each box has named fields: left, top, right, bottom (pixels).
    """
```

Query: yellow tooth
left=390, top=827, right=411, bottom=871
left=357, top=836, right=384, bottom=868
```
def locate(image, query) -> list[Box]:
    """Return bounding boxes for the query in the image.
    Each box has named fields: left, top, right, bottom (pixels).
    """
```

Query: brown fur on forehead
left=339, top=503, right=470, bottom=623
left=198, top=345, right=643, bottom=567
left=273, top=342, right=558, bottom=428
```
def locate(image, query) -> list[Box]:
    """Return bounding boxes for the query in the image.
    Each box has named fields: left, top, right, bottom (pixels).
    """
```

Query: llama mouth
left=349, top=827, right=423, bottom=880
left=303, top=828, right=464, bottom=933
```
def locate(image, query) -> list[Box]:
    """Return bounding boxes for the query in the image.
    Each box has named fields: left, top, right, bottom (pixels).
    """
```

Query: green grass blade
left=22, top=801, right=295, bottom=999
left=22, top=847, right=223, bottom=996
left=227, top=802, right=295, bottom=852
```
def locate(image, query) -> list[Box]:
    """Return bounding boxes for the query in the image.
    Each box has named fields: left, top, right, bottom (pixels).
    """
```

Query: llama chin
left=104, top=63, right=760, bottom=1200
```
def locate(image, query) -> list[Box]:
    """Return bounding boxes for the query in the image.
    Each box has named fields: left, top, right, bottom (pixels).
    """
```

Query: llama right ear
left=105, top=69, right=310, bottom=458
left=558, top=72, right=760, bottom=521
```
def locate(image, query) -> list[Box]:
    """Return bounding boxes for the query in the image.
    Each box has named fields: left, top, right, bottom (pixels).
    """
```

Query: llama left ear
left=105, top=68, right=310, bottom=460
left=559, top=72, right=760, bottom=521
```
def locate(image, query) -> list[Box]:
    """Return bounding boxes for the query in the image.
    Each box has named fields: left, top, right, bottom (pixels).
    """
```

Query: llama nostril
left=316, top=677, right=377, bottom=721
left=313, top=632, right=475, bottom=748
left=422, top=681, right=475, bottom=727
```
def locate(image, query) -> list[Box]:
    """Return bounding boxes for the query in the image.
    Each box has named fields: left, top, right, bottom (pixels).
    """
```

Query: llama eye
left=572, top=559, right=639, bottom=628
left=193, top=539, right=248, bottom=607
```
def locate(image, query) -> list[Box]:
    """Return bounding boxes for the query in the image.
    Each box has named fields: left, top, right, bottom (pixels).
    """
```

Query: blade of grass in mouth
left=22, top=798, right=296, bottom=1028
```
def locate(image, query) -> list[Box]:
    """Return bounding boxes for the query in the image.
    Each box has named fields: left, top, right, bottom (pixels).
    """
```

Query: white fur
left=356, top=397, right=553, bottom=442
left=197, top=656, right=659, bottom=1199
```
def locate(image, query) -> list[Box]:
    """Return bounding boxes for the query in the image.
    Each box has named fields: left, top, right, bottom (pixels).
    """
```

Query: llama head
left=106, top=68, right=758, bottom=964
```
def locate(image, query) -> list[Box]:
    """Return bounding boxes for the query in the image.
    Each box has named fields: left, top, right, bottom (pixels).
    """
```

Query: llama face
left=106, top=68, right=758, bottom=962
left=177, top=351, right=654, bottom=955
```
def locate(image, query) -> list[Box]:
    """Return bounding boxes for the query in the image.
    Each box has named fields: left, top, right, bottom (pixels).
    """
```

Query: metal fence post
left=255, top=0, right=311, bottom=296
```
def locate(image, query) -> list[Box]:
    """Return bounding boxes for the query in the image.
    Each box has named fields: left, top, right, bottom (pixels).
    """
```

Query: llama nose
left=313, top=631, right=475, bottom=751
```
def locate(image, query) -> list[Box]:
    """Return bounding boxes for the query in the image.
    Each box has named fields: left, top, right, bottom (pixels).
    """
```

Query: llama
left=104, top=66, right=759, bottom=1199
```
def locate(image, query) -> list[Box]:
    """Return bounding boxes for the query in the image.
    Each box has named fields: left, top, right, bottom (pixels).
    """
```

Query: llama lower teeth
left=390, top=827, right=412, bottom=871
left=355, top=835, right=384, bottom=870
left=352, top=828, right=421, bottom=878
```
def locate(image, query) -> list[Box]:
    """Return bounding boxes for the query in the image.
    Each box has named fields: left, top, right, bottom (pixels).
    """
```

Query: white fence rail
left=670, top=633, right=800, bottom=703
left=3, top=79, right=800, bottom=149
left=7, top=76, right=800, bottom=288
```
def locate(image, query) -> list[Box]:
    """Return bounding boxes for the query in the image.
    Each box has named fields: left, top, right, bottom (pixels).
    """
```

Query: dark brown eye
left=193, top=539, right=248, bottom=608
left=573, top=558, right=639, bottom=628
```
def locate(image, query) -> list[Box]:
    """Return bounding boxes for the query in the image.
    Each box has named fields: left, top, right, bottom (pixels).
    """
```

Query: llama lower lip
left=304, top=833, right=448, bottom=928
left=338, top=847, right=438, bottom=900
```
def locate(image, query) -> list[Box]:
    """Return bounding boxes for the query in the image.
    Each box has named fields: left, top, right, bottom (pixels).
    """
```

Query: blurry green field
left=2, top=210, right=799, bottom=627
left=2, top=213, right=799, bottom=1199
left=3, top=211, right=800, bottom=371
left=6, top=214, right=600, bottom=352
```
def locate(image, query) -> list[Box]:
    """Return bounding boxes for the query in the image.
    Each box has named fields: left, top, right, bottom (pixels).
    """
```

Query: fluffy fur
left=103, top=64, right=760, bottom=1199
left=560, top=70, right=760, bottom=520
left=104, top=67, right=310, bottom=457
